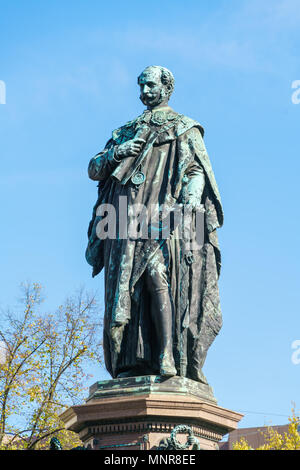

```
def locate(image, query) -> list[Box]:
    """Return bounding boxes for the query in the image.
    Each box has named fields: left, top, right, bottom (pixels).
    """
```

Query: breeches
left=144, top=242, right=171, bottom=298
left=143, top=242, right=174, bottom=351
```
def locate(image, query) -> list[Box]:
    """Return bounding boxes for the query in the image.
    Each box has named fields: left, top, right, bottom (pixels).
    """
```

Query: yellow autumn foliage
left=233, top=411, right=300, bottom=450
left=0, top=282, right=102, bottom=450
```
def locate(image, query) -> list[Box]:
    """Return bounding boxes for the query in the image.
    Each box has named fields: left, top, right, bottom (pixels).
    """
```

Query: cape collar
left=140, top=106, right=178, bottom=127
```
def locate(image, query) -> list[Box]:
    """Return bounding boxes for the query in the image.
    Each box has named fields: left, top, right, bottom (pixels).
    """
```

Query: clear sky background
left=0, top=0, right=300, bottom=430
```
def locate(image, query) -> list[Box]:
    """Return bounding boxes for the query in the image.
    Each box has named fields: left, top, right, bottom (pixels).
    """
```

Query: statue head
left=137, top=65, right=175, bottom=109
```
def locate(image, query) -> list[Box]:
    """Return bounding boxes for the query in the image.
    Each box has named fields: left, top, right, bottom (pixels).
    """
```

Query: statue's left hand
left=183, top=195, right=202, bottom=209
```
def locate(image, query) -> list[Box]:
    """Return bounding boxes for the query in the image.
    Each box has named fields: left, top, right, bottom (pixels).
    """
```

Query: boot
left=160, top=349, right=177, bottom=377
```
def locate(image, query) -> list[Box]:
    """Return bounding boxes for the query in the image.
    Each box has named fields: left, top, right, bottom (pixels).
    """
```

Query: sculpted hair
left=138, top=66, right=175, bottom=98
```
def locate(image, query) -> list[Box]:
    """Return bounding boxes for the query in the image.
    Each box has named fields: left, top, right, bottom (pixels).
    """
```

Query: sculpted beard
left=140, top=86, right=169, bottom=107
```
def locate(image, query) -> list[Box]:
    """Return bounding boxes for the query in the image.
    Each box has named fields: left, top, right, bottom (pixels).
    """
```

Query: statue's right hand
left=115, top=138, right=146, bottom=159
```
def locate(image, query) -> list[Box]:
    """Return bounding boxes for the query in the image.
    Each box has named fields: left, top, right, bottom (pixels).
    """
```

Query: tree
left=0, top=282, right=102, bottom=450
left=233, top=409, right=300, bottom=450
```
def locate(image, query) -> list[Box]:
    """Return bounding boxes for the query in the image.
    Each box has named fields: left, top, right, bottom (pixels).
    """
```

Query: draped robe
left=86, top=108, right=223, bottom=382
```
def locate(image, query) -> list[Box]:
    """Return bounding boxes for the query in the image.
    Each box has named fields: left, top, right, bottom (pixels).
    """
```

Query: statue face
left=139, top=68, right=168, bottom=109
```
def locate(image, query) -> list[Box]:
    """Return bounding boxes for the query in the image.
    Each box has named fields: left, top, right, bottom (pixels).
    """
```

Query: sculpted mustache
left=140, top=93, right=155, bottom=100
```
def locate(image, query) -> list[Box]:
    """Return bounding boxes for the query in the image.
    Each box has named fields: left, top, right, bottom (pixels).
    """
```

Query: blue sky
left=0, top=0, right=300, bottom=430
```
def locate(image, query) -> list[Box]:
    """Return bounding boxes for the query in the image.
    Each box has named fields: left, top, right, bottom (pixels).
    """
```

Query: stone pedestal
left=60, top=376, right=243, bottom=450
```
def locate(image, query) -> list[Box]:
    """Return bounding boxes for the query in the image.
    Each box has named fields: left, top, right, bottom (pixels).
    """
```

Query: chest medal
left=131, top=171, right=145, bottom=185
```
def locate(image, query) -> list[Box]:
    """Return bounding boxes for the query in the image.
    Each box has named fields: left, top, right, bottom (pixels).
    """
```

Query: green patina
left=86, top=65, right=223, bottom=390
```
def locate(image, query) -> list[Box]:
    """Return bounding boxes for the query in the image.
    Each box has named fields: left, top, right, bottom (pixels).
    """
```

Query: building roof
left=220, top=424, right=290, bottom=450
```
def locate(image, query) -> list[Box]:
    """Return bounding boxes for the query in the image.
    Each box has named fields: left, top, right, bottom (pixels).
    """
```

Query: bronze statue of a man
left=86, top=65, right=223, bottom=384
